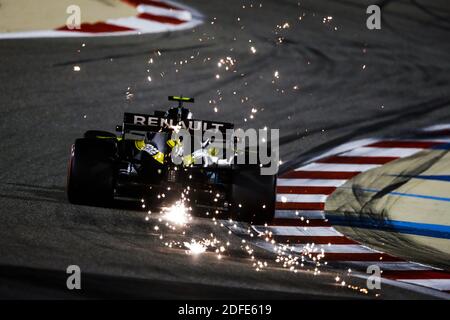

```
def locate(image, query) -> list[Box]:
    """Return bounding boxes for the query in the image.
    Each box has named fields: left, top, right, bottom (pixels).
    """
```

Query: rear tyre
left=231, top=165, right=276, bottom=225
left=67, top=138, right=116, bottom=205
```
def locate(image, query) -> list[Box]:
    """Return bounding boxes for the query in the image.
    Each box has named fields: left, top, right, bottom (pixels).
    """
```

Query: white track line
left=253, top=226, right=343, bottom=237
left=340, top=147, right=424, bottom=158
left=340, top=261, right=435, bottom=271
left=108, top=17, right=175, bottom=31
left=107, top=15, right=201, bottom=32
left=277, top=179, right=347, bottom=187
left=290, top=244, right=375, bottom=254
left=405, top=138, right=450, bottom=143
left=277, top=194, right=327, bottom=203
left=0, top=30, right=104, bottom=39
left=422, top=124, right=450, bottom=132
left=308, top=138, right=380, bottom=162
left=274, top=210, right=326, bottom=219
left=399, top=279, right=450, bottom=291
left=295, top=163, right=380, bottom=172
left=137, top=4, right=193, bottom=20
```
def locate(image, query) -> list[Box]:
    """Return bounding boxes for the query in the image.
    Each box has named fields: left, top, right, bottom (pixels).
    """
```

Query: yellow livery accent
left=153, top=152, right=165, bottom=164
left=173, top=96, right=191, bottom=101
left=166, top=139, right=176, bottom=148
left=183, top=154, right=194, bottom=166
left=208, top=147, right=219, bottom=156
left=135, top=140, right=146, bottom=151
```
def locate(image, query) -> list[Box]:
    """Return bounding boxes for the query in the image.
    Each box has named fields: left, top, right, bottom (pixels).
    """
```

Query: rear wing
left=168, top=96, right=194, bottom=103
left=116, top=112, right=233, bottom=135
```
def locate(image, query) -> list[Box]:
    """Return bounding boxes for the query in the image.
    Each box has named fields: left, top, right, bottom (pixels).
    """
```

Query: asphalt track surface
left=0, top=0, right=449, bottom=299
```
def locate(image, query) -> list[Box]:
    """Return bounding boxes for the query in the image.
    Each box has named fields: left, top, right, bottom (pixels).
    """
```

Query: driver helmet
left=164, top=106, right=193, bottom=121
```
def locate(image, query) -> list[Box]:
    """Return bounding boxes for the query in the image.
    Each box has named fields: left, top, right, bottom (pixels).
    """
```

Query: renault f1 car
left=67, top=96, right=276, bottom=224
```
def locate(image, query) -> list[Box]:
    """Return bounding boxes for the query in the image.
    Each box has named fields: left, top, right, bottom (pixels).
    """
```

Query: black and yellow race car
left=67, top=96, right=276, bottom=224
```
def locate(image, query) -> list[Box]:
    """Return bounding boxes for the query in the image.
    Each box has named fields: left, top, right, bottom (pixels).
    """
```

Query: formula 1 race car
left=67, top=96, right=277, bottom=224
